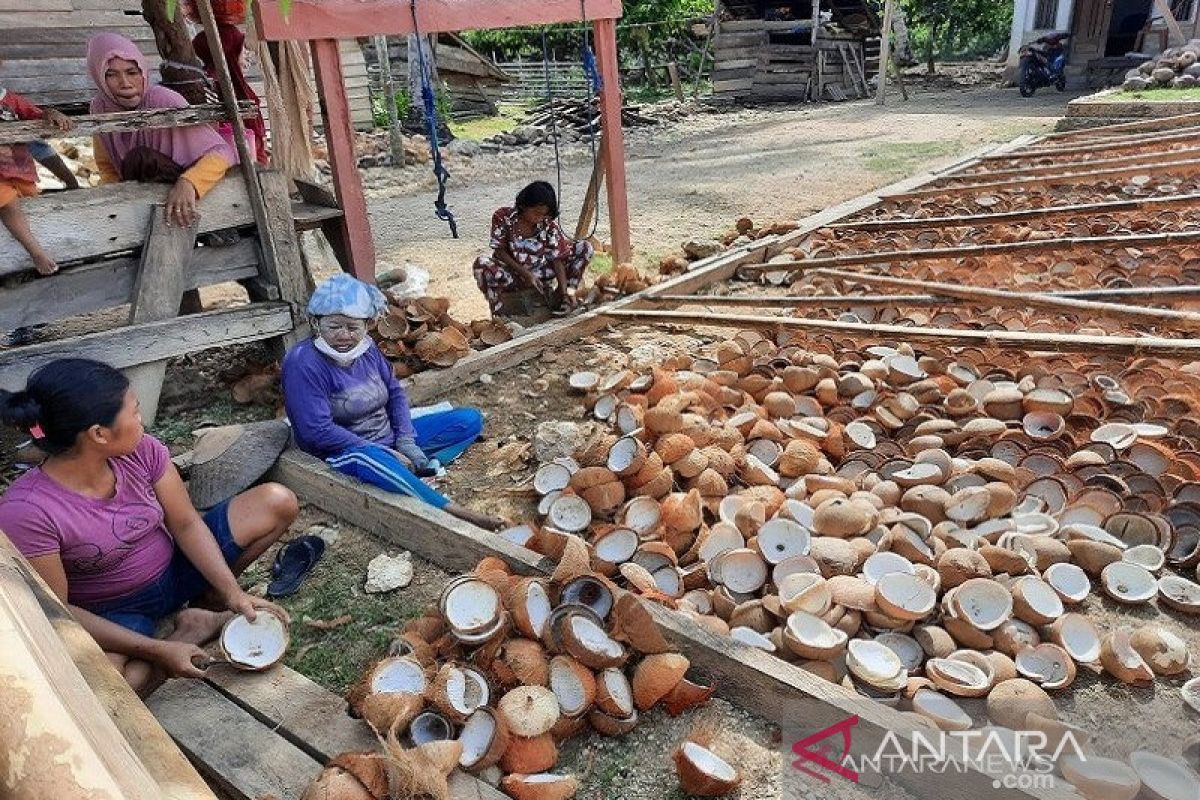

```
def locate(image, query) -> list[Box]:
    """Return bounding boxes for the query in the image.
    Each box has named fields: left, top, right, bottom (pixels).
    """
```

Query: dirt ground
left=359, top=79, right=1079, bottom=322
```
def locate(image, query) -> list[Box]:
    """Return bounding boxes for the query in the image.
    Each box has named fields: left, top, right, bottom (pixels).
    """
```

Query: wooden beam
left=1153, top=0, right=1187, bottom=46
left=254, top=0, right=623, bottom=41
left=602, top=308, right=1200, bottom=357
left=739, top=229, right=1200, bottom=271
left=310, top=39, right=377, bottom=281
left=876, top=0, right=895, bottom=105
left=268, top=451, right=1076, bottom=800
left=885, top=156, right=1200, bottom=200
left=0, top=104, right=249, bottom=145
left=258, top=169, right=315, bottom=349
left=650, top=285, right=1200, bottom=306
left=8, top=536, right=217, bottom=800
left=0, top=303, right=294, bottom=392
left=0, top=533, right=161, bottom=800
left=0, top=178, right=255, bottom=277
left=940, top=144, right=1200, bottom=182
left=984, top=126, right=1200, bottom=160
left=826, top=192, right=1200, bottom=231
left=594, top=17, right=632, bottom=265
left=1040, top=111, right=1200, bottom=140
left=809, top=268, right=1200, bottom=330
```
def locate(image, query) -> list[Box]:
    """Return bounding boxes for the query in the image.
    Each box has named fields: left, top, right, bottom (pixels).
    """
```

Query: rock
left=1153, top=67, right=1177, bottom=85
left=534, top=421, right=589, bottom=463
left=682, top=238, right=723, bottom=260
left=365, top=552, right=414, bottom=593
left=511, top=125, right=542, bottom=144
left=446, top=139, right=482, bottom=158
left=305, top=523, right=341, bottom=547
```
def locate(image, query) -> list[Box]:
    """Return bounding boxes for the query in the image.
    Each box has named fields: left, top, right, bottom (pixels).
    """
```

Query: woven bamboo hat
left=186, top=420, right=292, bottom=510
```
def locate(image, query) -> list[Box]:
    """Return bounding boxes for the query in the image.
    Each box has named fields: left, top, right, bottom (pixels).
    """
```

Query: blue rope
left=409, top=0, right=458, bottom=238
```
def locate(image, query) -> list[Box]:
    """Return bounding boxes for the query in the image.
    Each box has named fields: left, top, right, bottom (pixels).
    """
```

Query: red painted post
left=592, top=17, right=632, bottom=265
left=310, top=38, right=377, bottom=281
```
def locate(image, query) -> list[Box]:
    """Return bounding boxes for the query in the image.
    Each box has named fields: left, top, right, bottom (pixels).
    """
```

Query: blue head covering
left=307, top=274, right=387, bottom=320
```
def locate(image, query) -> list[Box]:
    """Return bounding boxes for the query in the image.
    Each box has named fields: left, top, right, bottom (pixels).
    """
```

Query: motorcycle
left=1018, top=32, right=1070, bottom=97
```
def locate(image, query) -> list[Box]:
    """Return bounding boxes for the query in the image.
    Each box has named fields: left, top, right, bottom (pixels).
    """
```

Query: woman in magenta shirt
left=0, top=359, right=297, bottom=696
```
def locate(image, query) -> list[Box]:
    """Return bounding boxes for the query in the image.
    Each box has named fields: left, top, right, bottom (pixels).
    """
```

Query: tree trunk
left=925, top=20, right=942, bottom=75
left=141, top=0, right=208, bottom=105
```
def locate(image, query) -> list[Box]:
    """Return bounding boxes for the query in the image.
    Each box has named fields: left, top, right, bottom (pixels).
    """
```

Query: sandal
left=266, top=535, right=326, bottom=598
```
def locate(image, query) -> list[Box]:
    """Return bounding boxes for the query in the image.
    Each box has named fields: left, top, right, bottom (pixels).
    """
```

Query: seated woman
left=87, top=32, right=238, bottom=228
left=192, top=21, right=269, bottom=165
left=0, top=359, right=297, bottom=697
left=473, top=181, right=593, bottom=317
left=282, top=275, right=502, bottom=531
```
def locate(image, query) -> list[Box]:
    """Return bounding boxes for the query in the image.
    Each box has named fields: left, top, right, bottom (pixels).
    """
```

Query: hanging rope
left=540, top=29, right=564, bottom=203
left=409, top=0, right=458, bottom=238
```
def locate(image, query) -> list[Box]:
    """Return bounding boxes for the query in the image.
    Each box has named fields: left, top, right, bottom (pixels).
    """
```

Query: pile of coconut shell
left=370, top=296, right=516, bottom=377
left=587, top=263, right=655, bottom=299
left=659, top=217, right=801, bottom=276
left=304, top=554, right=748, bottom=800
left=1124, top=42, right=1200, bottom=90
left=498, top=330, right=1200, bottom=797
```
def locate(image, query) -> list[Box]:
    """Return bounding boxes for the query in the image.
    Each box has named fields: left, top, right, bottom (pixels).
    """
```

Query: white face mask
left=314, top=335, right=372, bottom=367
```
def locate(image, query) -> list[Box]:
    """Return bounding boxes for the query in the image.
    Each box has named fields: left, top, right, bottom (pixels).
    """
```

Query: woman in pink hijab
left=87, top=33, right=239, bottom=228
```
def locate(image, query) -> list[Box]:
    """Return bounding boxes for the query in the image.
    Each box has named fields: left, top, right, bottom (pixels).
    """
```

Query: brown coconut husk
left=611, top=591, right=672, bottom=655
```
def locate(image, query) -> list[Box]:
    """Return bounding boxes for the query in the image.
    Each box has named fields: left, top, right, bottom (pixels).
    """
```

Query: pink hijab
left=87, top=32, right=238, bottom=171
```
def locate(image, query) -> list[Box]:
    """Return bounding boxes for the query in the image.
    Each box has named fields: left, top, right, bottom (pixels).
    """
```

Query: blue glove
left=395, top=437, right=430, bottom=472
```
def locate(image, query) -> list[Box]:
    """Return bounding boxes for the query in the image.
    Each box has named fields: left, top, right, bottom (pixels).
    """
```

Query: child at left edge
left=0, top=71, right=73, bottom=276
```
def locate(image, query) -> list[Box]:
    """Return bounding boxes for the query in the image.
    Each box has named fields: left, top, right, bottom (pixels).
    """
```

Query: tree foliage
left=897, top=0, right=1012, bottom=71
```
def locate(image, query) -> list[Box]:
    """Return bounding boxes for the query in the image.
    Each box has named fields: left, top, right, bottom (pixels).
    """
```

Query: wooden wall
left=711, top=19, right=868, bottom=103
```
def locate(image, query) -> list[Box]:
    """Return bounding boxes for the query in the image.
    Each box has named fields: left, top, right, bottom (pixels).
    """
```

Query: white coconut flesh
left=458, top=710, right=498, bottom=768
left=730, top=626, right=776, bottom=652
left=1123, top=544, right=1166, bottom=573
left=1130, top=751, right=1200, bottom=800
left=569, top=371, right=600, bottom=391
left=608, top=437, right=643, bottom=473
left=519, top=774, right=574, bottom=785
left=1044, top=563, right=1091, bottom=603
left=846, top=639, right=906, bottom=689
left=875, top=633, right=924, bottom=673
left=680, top=742, right=738, bottom=783
left=911, top=689, right=972, bottom=730
left=450, top=668, right=489, bottom=715
left=522, top=581, right=552, bottom=639
left=372, top=658, right=427, bottom=694
left=600, top=669, right=634, bottom=716
left=1015, top=577, right=1064, bottom=621
left=501, top=523, right=538, bottom=547
left=569, top=617, right=623, bottom=660
left=622, top=497, right=662, bottom=534
left=845, top=421, right=877, bottom=449
left=748, top=438, right=783, bottom=466
left=778, top=573, right=831, bottom=615
left=1060, top=755, right=1141, bottom=800
left=652, top=567, right=684, bottom=597
left=876, top=572, right=936, bottom=619
left=1015, top=646, right=1072, bottom=686
left=1102, top=562, right=1158, bottom=603
left=594, top=528, right=639, bottom=564
left=444, top=581, right=501, bottom=634
left=927, top=658, right=989, bottom=691
left=1159, top=575, right=1200, bottom=610
left=534, top=463, right=572, bottom=495
left=1055, top=614, right=1102, bottom=663
left=862, top=552, right=916, bottom=585
left=550, top=660, right=590, bottom=716
left=1091, top=423, right=1138, bottom=450
left=1065, top=523, right=1129, bottom=550
left=549, top=495, right=593, bottom=533
left=221, top=613, right=288, bottom=669
left=1183, top=676, right=1200, bottom=714
left=953, top=582, right=1013, bottom=631
left=756, top=518, right=812, bottom=563
left=699, top=523, right=745, bottom=563
left=787, top=612, right=846, bottom=650
left=712, top=549, right=768, bottom=594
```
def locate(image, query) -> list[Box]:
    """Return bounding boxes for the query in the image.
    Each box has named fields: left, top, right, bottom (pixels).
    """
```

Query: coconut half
left=633, top=653, right=690, bottom=711
left=560, top=615, right=626, bottom=671
left=500, top=773, right=579, bottom=800
left=846, top=639, right=907, bottom=692
left=497, top=686, right=560, bottom=738
left=1060, top=755, right=1141, bottom=800
left=673, top=741, right=742, bottom=797
left=1048, top=613, right=1102, bottom=664
left=925, top=657, right=992, bottom=697
left=910, top=688, right=973, bottom=731
left=608, top=436, right=648, bottom=478
left=549, top=655, right=598, bottom=719
left=457, top=708, right=509, bottom=772
left=1183, top=676, right=1200, bottom=714
left=1100, top=627, right=1155, bottom=684
left=1158, top=574, right=1200, bottom=614
left=1014, top=643, right=1076, bottom=690
left=874, top=572, right=936, bottom=621
left=783, top=611, right=849, bottom=661
left=778, top=572, right=832, bottom=616
left=534, top=462, right=573, bottom=495
left=509, top=578, right=553, bottom=640
left=862, top=551, right=916, bottom=585
left=755, top=518, right=812, bottom=564
left=219, top=610, right=289, bottom=671
left=1128, top=626, right=1190, bottom=676
left=1043, top=562, right=1091, bottom=605
left=1011, top=576, right=1064, bottom=626
left=441, top=576, right=502, bottom=637
left=1129, top=751, right=1200, bottom=800
left=347, top=656, right=428, bottom=734
left=709, top=548, right=769, bottom=594
left=952, top=578, right=1014, bottom=632
left=431, top=663, right=491, bottom=722
left=1123, top=544, right=1166, bottom=573
left=874, top=632, right=924, bottom=674
left=595, top=668, right=635, bottom=718
left=548, top=495, right=593, bottom=533
left=1100, top=561, right=1158, bottom=605
left=730, top=626, right=777, bottom=652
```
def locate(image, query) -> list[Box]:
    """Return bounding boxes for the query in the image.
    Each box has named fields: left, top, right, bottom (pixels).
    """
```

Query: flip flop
left=266, top=535, right=326, bottom=598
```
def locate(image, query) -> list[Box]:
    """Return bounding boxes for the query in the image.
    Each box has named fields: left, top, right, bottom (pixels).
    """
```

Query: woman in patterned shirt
left=472, top=181, right=593, bottom=316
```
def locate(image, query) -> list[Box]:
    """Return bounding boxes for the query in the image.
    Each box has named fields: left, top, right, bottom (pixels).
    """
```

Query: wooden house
left=710, top=0, right=880, bottom=103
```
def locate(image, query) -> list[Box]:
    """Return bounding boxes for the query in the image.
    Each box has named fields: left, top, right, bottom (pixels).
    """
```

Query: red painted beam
left=593, top=17, right=631, bottom=265
left=310, top=39, right=377, bottom=281
left=255, top=0, right=622, bottom=41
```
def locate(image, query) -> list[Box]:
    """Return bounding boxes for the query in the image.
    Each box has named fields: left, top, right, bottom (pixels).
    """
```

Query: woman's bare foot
left=169, top=607, right=233, bottom=645
left=32, top=252, right=58, bottom=275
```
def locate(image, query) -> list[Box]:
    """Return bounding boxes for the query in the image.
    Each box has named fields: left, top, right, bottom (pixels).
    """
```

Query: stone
left=446, top=139, right=482, bottom=158
left=306, top=523, right=341, bottom=547
left=682, top=238, right=723, bottom=260
left=534, top=421, right=589, bottom=463
left=365, top=552, right=414, bottom=593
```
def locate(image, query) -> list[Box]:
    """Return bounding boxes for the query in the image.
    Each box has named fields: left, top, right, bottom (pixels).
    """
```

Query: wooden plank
left=0, top=303, right=294, bottom=392
left=1153, top=0, right=1186, bottom=45
left=1041, top=111, right=1200, bottom=140
left=268, top=451, right=1077, bottom=800
left=146, top=680, right=321, bottom=800
left=985, top=125, right=1200, bottom=160
left=940, top=144, right=1200, bottom=183
left=712, top=78, right=755, bottom=92
left=256, top=169, right=313, bottom=349
left=603, top=308, right=1200, bottom=357
left=594, top=18, right=631, bottom=266
left=0, top=240, right=260, bottom=332
left=0, top=179, right=256, bottom=277
left=124, top=211, right=197, bottom=428
left=0, top=105, right=247, bottom=145
left=6, top=535, right=217, bottom=800
left=809, top=268, right=1200, bottom=330
left=743, top=229, right=1200, bottom=270
left=651, top=285, right=1200, bottom=306
left=0, top=533, right=160, bottom=800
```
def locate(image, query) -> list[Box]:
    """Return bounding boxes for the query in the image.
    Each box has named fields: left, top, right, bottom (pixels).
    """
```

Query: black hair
left=0, top=359, right=130, bottom=456
left=515, top=181, right=559, bottom=220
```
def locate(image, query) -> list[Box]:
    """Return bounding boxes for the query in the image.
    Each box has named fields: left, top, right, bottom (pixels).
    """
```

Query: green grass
left=449, top=103, right=529, bottom=141
left=1119, top=86, right=1200, bottom=101
left=862, top=140, right=964, bottom=175
left=589, top=251, right=614, bottom=275
left=149, top=399, right=274, bottom=450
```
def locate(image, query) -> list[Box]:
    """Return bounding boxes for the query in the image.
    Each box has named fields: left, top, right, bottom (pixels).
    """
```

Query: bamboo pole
left=601, top=308, right=1200, bottom=357
left=809, top=268, right=1200, bottom=330
left=737, top=229, right=1200, bottom=271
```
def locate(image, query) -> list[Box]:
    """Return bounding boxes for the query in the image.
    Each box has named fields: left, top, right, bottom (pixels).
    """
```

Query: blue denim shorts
left=86, top=500, right=243, bottom=637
